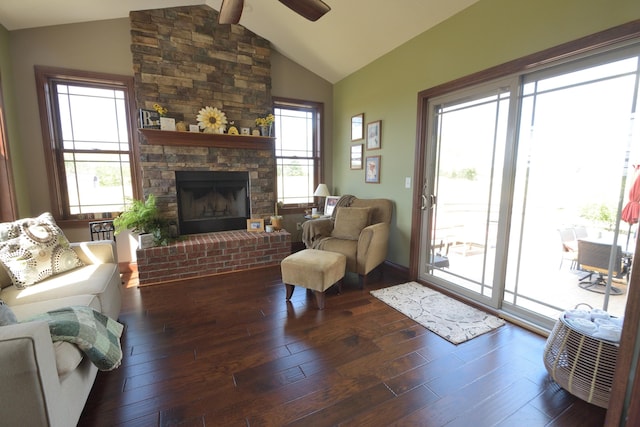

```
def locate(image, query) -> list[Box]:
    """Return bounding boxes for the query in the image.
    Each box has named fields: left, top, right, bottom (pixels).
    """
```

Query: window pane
left=69, top=95, right=120, bottom=142
left=429, top=90, right=508, bottom=294
left=277, top=158, right=314, bottom=204
left=63, top=150, right=131, bottom=214
left=116, top=99, right=129, bottom=143
left=508, top=51, right=639, bottom=320
left=57, top=91, right=73, bottom=143
left=535, top=57, right=638, bottom=93
left=68, top=85, right=117, bottom=97
left=275, top=109, right=313, bottom=157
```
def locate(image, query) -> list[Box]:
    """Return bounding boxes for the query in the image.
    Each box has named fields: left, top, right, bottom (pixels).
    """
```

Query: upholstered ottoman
left=280, top=249, right=346, bottom=309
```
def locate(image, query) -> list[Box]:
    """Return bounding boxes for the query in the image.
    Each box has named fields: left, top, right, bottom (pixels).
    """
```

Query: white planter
left=138, top=233, right=155, bottom=249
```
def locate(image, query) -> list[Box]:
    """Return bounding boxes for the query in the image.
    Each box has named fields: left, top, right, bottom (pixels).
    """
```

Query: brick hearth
left=136, top=230, right=291, bottom=286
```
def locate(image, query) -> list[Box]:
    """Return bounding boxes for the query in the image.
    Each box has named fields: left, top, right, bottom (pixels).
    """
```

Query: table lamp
left=313, top=183, right=330, bottom=213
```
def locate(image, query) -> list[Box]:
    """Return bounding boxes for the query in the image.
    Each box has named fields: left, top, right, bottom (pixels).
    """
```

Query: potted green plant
left=113, top=194, right=170, bottom=248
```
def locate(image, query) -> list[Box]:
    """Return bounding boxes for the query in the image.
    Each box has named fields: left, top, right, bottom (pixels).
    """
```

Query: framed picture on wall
left=367, top=120, right=381, bottom=150
left=365, top=155, right=381, bottom=183
left=350, top=144, right=363, bottom=169
left=351, top=113, right=364, bottom=141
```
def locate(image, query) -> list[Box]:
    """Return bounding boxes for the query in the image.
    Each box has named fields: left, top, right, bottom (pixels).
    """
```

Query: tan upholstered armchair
left=302, top=197, right=393, bottom=286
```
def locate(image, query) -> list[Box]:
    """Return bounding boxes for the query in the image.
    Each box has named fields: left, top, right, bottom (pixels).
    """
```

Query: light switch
left=405, top=177, right=411, bottom=189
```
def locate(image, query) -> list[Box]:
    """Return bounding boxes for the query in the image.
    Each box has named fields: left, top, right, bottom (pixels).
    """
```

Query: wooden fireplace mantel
left=138, top=129, right=275, bottom=150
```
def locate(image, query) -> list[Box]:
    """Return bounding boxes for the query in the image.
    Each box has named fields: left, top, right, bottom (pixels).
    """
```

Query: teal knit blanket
left=27, top=306, right=124, bottom=371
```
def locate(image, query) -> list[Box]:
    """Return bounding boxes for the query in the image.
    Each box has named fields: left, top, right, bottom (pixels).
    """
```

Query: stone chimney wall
left=129, top=5, right=275, bottom=227
left=130, top=5, right=272, bottom=126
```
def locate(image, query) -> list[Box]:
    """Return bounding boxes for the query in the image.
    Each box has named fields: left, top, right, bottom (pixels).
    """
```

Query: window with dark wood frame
left=273, top=97, right=324, bottom=211
left=35, top=66, right=141, bottom=223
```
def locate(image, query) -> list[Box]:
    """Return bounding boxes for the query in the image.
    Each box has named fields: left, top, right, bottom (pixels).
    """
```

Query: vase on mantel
left=260, top=124, right=273, bottom=137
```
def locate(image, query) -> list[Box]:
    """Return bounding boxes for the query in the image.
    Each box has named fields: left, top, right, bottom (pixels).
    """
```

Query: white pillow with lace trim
left=0, top=213, right=84, bottom=289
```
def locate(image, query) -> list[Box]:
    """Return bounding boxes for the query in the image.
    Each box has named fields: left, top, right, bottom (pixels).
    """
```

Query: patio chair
left=558, top=228, right=578, bottom=269
left=577, top=239, right=624, bottom=295
left=574, top=226, right=588, bottom=239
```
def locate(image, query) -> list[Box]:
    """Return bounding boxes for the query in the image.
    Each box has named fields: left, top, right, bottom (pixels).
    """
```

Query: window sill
left=56, top=217, right=116, bottom=228
left=279, top=206, right=315, bottom=215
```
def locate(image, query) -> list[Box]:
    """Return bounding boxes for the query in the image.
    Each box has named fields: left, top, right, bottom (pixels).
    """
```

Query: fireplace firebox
left=176, top=171, right=250, bottom=235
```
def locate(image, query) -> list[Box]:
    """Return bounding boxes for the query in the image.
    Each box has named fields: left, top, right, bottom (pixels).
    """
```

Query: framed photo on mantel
left=139, top=109, right=160, bottom=129
left=324, top=196, right=340, bottom=217
left=247, top=218, right=265, bottom=232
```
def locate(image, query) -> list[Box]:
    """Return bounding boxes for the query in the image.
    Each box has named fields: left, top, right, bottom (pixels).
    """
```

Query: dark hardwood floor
left=79, top=265, right=606, bottom=426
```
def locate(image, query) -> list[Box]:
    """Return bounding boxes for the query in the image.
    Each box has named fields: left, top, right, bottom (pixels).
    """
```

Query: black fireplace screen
left=176, top=171, right=250, bottom=235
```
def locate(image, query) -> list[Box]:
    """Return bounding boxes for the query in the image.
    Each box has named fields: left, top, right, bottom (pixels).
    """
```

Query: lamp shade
left=313, top=184, right=330, bottom=197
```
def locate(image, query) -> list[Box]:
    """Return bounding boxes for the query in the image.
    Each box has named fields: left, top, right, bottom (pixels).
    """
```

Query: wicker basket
left=543, top=316, right=619, bottom=408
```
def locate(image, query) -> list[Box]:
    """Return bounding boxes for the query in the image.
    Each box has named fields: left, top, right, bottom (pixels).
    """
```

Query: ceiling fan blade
left=218, top=0, right=244, bottom=24
left=278, top=0, right=331, bottom=22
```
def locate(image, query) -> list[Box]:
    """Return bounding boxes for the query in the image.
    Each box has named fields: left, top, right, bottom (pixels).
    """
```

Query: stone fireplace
left=130, top=5, right=275, bottom=223
left=129, top=6, right=290, bottom=285
left=137, top=130, right=276, bottom=232
left=135, top=131, right=288, bottom=286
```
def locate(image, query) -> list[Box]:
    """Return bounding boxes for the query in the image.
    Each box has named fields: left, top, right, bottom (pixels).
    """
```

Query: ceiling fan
left=218, top=0, right=331, bottom=24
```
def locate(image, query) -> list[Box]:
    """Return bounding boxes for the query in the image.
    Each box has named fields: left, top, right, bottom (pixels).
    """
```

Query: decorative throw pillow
left=0, top=300, right=17, bottom=326
left=0, top=261, right=11, bottom=289
left=331, top=207, right=370, bottom=240
left=0, top=212, right=84, bottom=289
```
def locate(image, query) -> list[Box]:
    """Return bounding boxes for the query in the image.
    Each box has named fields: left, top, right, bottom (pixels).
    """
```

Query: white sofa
left=0, top=240, right=122, bottom=427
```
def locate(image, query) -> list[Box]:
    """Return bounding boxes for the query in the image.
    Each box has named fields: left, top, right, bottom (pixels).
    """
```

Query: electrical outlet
left=296, top=222, right=302, bottom=230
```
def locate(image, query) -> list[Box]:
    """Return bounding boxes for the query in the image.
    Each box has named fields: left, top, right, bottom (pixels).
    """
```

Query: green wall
left=0, top=24, right=28, bottom=216
left=333, top=0, right=640, bottom=268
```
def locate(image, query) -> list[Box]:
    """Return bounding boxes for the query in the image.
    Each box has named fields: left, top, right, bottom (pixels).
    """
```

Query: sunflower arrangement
left=197, top=106, right=228, bottom=133
left=153, top=103, right=167, bottom=116
left=255, top=114, right=275, bottom=127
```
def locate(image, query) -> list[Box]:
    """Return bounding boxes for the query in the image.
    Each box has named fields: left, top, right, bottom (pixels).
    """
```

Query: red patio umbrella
left=621, top=165, right=640, bottom=251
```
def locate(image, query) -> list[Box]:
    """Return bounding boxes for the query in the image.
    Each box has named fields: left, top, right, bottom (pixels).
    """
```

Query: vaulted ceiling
left=0, top=0, right=480, bottom=83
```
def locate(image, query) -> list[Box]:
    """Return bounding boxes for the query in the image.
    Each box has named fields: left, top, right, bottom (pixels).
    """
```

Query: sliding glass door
left=504, top=51, right=639, bottom=324
left=419, top=42, right=640, bottom=328
left=419, top=81, right=514, bottom=308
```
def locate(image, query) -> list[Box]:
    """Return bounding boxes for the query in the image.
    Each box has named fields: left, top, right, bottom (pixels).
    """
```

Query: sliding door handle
left=421, top=194, right=436, bottom=210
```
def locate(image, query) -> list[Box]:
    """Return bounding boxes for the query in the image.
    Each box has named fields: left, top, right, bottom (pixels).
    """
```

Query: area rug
left=370, top=282, right=505, bottom=344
